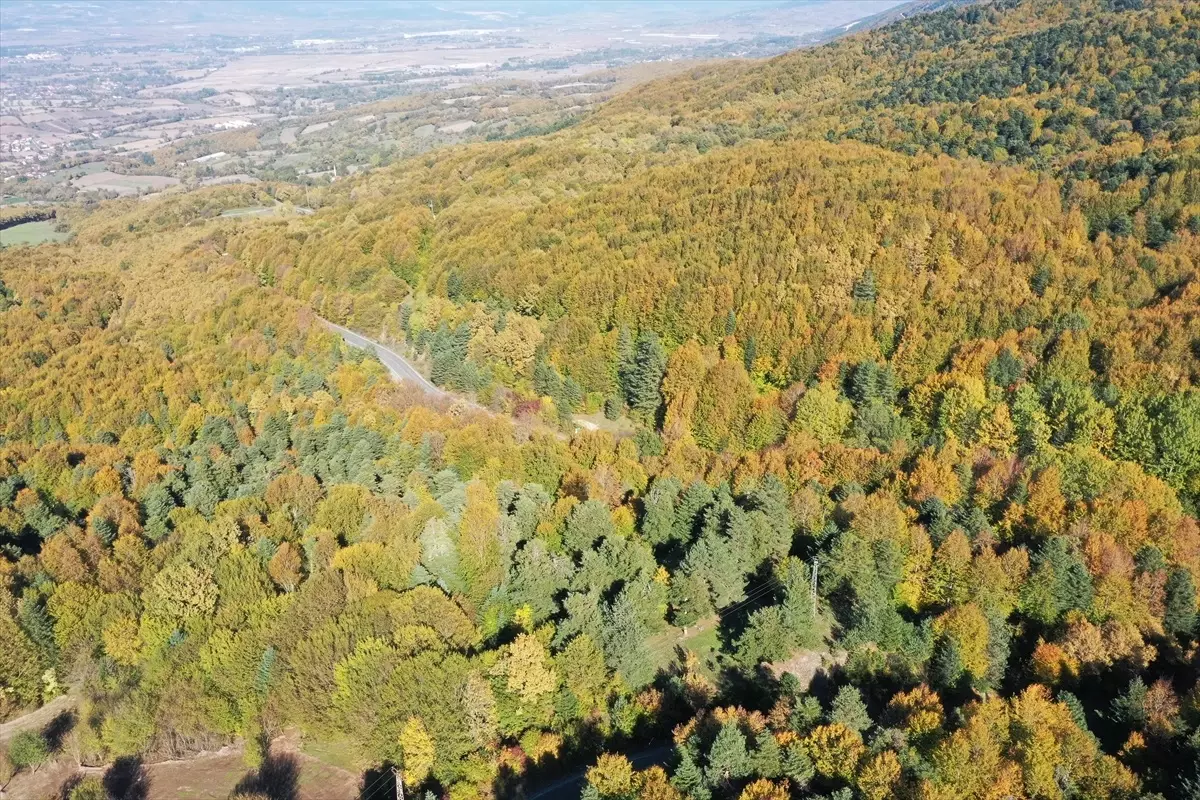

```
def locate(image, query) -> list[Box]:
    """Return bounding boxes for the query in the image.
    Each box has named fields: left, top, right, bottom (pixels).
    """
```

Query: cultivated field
left=71, top=171, right=179, bottom=195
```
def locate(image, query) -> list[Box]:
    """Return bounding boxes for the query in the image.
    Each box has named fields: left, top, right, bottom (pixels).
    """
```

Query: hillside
left=2, top=1, right=1200, bottom=799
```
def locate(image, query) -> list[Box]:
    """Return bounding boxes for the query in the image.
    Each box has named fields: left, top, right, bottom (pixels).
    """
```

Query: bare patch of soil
left=766, top=647, right=847, bottom=692
left=1, top=732, right=362, bottom=800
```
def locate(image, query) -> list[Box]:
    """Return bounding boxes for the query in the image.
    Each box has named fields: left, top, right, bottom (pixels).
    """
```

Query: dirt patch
left=767, top=648, right=847, bottom=692
left=271, top=730, right=362, bottom=800
left=1, top=733, right=362, bottom=800
left=437, top=119, right=475, bottom=134
left=146, top=735, right=360, bottom=800
left=0, top=756, right=83, bottom=800
left=0, top=692, right=77, bottom=744
left=141, top=745, right=246, bottom=800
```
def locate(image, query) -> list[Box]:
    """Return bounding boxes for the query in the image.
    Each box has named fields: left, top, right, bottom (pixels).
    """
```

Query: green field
left=0, top=220, right=69, bottom=247
left=41, top=160, right=107, bottom=186
left=646, top=616, right=725, bottom=679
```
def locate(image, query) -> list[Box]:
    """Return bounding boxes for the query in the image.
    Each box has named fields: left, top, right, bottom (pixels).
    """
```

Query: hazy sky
left=1, top=1, right=906, bottom=48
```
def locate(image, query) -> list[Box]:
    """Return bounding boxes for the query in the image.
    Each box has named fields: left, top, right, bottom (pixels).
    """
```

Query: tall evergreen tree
left=706, top=722, right=751, bottom=787
left=642, top=476, right=683, bottom=546
left=930, top=635, right=965, bottom=694
left=564, top=500, right=615, bottom=553
left=750, top=730, right=783, bottom=779
left=601, top=589, right=654, bottom=689
left=829, top=685, right=871, bottom=733
left=616, top=325, right=635, bottom=398
left=673, top=481, right=713, bottom=545
left=626, top=331, right=667, bottom=420
left=1165, top=568, right=1197, bottom=639
left=852, top=269, right=877, bottom=303
left=533, top=357, right=562, bottom=398
left=1036, top=537, right=1094, bottom=617
left=672, top=748, right=711, bottom=800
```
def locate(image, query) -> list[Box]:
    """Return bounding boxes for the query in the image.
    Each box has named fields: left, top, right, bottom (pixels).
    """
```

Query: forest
left=1, top=1, right=1199, bottom=799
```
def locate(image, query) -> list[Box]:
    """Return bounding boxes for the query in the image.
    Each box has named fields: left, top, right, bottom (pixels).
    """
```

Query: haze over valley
left=1, top=0, right=904, bottom=197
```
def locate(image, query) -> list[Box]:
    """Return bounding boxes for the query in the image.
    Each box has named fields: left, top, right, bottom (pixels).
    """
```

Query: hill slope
left=2, top=2, right=1200, bottom=799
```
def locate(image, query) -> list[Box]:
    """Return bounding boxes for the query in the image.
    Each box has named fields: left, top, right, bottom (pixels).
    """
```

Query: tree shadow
left=492, top=759, right=524, bottom=800
left=42, top=709, right=77, bottom=752
left=491, top=716, right=615, bottom=800
left=358, top=763, right=397, bottom=800
left=103, top=756, right=149, bottom=800
left=233, top=749, right=301, bottom=800
left=57, top=773, right=85, bottom=800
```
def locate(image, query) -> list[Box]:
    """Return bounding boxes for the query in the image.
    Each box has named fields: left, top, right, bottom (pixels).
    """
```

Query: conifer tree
left=1165, top=568, right=1197, bottom=639
left=672, top=748, right=711, bottom=800
left=829, top=685, right=871, bottom=733
left=706, top=722, right=751, bottom=787
left=626, top=331, right=667, bottom=420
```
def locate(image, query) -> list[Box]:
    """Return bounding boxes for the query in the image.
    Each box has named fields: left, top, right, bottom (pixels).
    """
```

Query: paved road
left=322, top=319, right=445, bottom=397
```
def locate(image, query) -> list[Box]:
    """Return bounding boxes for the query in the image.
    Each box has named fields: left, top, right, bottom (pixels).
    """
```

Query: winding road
left=322, top=319, right=616, bottom=440
left=321, top=319, right=445, bottom=397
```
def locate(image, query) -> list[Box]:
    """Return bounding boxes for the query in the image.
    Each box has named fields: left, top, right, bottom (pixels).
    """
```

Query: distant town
left=1, top=0, right=902, bottom=202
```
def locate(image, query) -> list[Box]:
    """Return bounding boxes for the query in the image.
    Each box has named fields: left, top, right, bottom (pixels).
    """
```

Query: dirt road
left=0, top=692, right=75, bottom=744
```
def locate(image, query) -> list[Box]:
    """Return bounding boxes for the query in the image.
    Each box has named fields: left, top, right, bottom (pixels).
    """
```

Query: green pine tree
left=852, top=269, right=877, bottom=303
left=1165, top=568, right=1197, bottom=639
left=829, top=684, right=871, bottom=733
left=749, top=730, right=783, bottom=779
left=672, top=747, right=711, bottom=800
left=626, top=331, right=667, bottom=420
left=706, top=721, right=751, bottom=786
left=642, top=477, right=682, bottom=546
left=930, top=635, right=965, bottom=694
left=616, top=325, right=635, bottom=398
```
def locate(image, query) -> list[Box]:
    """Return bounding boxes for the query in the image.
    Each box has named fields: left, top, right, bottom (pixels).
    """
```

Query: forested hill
left=224, top=1, right=1199, bottom=464
left=2, top=1, right=1200, bottom=799
left=604, top=0, right=1198, bottom=239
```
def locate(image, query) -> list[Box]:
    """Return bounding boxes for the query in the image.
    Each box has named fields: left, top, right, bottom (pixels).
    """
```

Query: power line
left=357, top=769, right=391, bottom=800
left=641, top=573, right=788, bottom=666
left=358, top=763, right=400, bottom=800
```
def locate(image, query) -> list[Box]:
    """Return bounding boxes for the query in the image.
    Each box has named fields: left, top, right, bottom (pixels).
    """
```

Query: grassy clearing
left=572, top=411, right=637, bottom=438
left=0, top=220, right=69, bottom=246
left=647, top=616, right=725, bottom=678
left=299, top=733, right=365, bottom=774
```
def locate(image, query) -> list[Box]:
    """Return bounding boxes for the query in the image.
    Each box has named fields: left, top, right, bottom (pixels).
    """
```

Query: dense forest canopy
left=2, top=1, right=1200, bottom=799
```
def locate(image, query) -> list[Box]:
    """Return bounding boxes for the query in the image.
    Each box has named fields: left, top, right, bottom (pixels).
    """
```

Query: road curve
left=322, top=319, right=445, bottom=397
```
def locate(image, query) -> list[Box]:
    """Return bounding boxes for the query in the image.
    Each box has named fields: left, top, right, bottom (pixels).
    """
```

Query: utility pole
left=393, top=767, right=405, bottom=800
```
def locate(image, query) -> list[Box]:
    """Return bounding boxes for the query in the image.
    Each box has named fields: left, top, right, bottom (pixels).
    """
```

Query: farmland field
left=71, top=170, right=180, bottom=195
